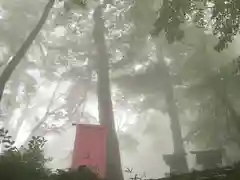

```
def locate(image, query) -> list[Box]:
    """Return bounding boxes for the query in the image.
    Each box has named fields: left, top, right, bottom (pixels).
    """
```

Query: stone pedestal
left=190, top=149, right=223, bottom=170
left=163, top=153, right=188, bottom=174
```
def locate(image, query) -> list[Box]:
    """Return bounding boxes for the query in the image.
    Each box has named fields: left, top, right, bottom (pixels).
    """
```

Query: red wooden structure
left=71, top=124, right=107, bottom=178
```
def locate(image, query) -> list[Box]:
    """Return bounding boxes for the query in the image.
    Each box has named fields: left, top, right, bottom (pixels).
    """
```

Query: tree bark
left=155, top=40, right=188, bottom=172
left=0, top=0, right=55, bottom=103
left=92, top=4, right=123, bottom=180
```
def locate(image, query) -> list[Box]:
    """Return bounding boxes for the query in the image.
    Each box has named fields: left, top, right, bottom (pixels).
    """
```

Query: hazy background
left=1, top=0, right=240, bottom=179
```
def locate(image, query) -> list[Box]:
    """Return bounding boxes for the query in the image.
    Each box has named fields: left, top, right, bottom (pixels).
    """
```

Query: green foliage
left=0, top=128, right=51, bottom=180
left=72, top=0, right=87, bottom=6
left=0, top=128, right=102, bottom=180
left=179, top=39, right=240, bottom=148
left=50, top=166, right=101, bottom=180
left=63, top=0, right=88, bottom=12
left=124, top=163, right=240, bottom=180
left=160, top=162, right=240, bottom=180
left=153, top=0, right=240, bottom=51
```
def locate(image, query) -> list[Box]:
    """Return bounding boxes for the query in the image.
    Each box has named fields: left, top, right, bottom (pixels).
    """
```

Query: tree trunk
left=155, top=40, right=188, bottom=172
left=0, top=0, right=55, bottom=103
left=92, top=4, right=123, bottom=180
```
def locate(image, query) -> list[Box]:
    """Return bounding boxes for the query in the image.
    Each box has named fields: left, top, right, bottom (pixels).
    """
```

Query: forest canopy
left=1, top=0, right=240, bottom=179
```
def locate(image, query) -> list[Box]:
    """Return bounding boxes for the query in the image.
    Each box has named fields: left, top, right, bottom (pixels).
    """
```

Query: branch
left=0, top=0, right=55, bottom=104
left=21, top=80, right=62, bottom=146
left=30, top=81, right=62, bottom=134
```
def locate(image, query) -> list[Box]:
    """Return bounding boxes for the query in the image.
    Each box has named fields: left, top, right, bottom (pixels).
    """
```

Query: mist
left=1, top=0, right=240, bottom=180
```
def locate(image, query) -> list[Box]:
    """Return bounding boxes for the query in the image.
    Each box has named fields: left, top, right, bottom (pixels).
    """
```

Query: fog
left=1, top=0, right=240, bottom=180
left=44, top=111, right=173, bottom=178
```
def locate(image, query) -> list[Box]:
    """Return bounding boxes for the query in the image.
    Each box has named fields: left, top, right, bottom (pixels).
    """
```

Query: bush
left=0, top=128, right=102, bottom=180
left=5, top=127, right=240, bottom=180
left=50, top=166, right=102, bottom=180
left=158, top=163, right=240, bottom=180
left=0, top=128, right=51, bottom=180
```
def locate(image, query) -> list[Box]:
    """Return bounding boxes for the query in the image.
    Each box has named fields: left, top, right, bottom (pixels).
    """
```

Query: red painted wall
left=71, top=124, right=107, bottom=178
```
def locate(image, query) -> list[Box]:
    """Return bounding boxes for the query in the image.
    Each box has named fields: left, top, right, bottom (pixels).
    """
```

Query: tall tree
left=92, top=2, right=124, bottom=180
left=179, top=34, right=240, bottom=150
left=154, top=39, right=188, bottom=172
left=0, top=0, right=55, bottom=103
left=111, top=0, right=189, bottom=172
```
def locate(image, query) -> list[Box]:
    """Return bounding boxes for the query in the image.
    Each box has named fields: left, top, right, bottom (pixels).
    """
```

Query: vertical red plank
left=71, top=124, right=107, bottom=178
